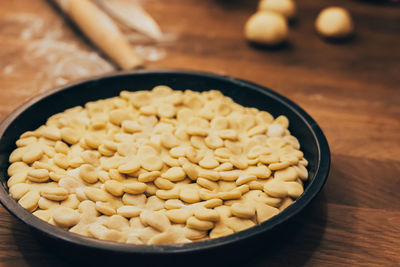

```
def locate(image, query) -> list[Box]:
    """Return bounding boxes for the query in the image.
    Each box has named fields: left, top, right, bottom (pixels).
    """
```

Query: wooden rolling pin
left=53, top=0, right=143, bottom=70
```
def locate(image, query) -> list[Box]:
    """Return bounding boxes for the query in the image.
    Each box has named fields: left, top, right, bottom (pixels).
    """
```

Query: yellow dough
left=245, top=11, right=289, bottom=46
left=315, top=7, right=354, bottom=39
left=258, top=0, right=296, bottom=20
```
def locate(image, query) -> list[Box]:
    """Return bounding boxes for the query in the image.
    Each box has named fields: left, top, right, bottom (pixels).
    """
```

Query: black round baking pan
left=0, top=69, right=330, bottom=259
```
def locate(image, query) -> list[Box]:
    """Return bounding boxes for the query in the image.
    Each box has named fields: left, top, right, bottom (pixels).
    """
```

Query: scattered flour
left=135, top=46, right=166, bottom=62
left=2, top=13, right=114, bottom=91
left=2, top=9, right=169, bottom=92
left=3, top=65, right=15, bottom=75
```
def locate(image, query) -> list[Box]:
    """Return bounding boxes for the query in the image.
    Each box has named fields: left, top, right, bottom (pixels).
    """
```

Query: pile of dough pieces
left=7, top=86, right=308, bottom=245
left=245, top=0, right=354, bottom=45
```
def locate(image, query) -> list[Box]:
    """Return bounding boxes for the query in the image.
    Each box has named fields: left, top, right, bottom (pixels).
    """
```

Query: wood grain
left=0, top=0, right=399, bottom=266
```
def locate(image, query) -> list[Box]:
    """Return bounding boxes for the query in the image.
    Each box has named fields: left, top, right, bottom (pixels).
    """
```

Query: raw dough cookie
left=315, top=7, right=354, bottom=39
left=8, top=87, right=308, bottom=245
left=245, top=11, right=289, bottom=46
left=258, top=0, right=296, bottom=20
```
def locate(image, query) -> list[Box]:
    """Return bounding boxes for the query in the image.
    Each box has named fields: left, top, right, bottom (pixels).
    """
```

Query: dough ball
left=258, top=0, right=297, bottom=19
left=315, top=7, right=354, bottom=39
left=244, top=11, right=289, bottom=46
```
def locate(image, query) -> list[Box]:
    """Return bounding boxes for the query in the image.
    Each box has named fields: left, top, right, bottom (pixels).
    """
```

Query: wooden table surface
left=0, top=0, right=399, bottom=266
